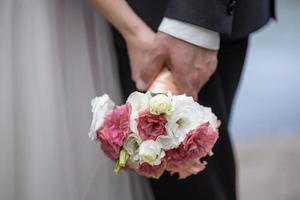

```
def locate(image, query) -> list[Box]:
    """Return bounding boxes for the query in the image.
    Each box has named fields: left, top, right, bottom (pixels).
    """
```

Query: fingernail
left=136, top=79, right=147, bottom=91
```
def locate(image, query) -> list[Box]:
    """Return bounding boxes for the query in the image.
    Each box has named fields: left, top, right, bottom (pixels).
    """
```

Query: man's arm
left=136, top=32, right=218, bottom=99
left=133, top=0, right=237, bottom=98
left=136, top=0, right=236, bottom=98
left=158, top=18, right=220, bottom=50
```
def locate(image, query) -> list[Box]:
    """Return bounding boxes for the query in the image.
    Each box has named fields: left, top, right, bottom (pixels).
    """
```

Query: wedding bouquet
left=88, top=69, right=220, bottom=179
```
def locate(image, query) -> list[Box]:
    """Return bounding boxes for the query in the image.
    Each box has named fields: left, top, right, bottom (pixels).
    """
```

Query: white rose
left=158, top=94, right=219, bottom=150
left=126, top=91, right=151, bottom=112
left=126, top=91, right=152, bottom=133
left=138, top=140, right=165, bottom=166
left=202, top=107, right=219, bottom=131
left=126, top=147, right=141, bottom=169
left=126, top=155, right=140, bottom=169
left=88, top=94, right=115, bottom=141
left=149, top=94, right=173, bottom=115
left=157, top=94, right=202, bottom=149
left=123, top=134, right=142, bottom=169
left=157, top=135, right=179, bottom=150
left=123, top=134, right=141, bottom=155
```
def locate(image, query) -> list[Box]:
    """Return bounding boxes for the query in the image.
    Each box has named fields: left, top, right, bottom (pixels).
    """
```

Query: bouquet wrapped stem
left=148, top=68, right=179, bottom=95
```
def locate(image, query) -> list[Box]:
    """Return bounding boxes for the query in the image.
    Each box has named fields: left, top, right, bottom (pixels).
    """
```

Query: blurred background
left=230, top=0, right=300, bottom=199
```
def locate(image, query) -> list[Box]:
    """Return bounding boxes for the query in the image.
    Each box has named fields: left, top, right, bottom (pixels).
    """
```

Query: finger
left=136, top=52, right=166, bottom=91
left=171, top=65, right=194, bottom=96
left=192, top=91, right=199, bottom=101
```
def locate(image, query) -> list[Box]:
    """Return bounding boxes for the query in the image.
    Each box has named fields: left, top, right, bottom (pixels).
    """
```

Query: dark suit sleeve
left=164, top=0, right=235, bottom=35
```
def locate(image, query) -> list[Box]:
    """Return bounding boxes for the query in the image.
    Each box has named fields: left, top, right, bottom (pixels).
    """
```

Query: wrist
left=121, top=21, right=150, bottom=43
left=158, top=18, right=220, bottom=50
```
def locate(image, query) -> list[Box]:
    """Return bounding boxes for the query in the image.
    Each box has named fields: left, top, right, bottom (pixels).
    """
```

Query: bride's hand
left=124, top=26, right=156, bottom=82
left=88, top=0, right=156, bottom=83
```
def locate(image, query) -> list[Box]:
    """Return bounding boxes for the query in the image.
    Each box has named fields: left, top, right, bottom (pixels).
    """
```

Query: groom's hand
left=136, top=32, right=218, bottom=99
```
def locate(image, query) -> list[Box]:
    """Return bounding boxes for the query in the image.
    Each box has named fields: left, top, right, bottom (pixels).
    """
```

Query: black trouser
left=114, top=35, right=249, bottom=200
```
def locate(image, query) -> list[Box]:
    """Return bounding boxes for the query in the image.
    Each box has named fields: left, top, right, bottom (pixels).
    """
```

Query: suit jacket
left=113, top=2, right=274, bottom=200
left=126, top=0, right=275, bottom=39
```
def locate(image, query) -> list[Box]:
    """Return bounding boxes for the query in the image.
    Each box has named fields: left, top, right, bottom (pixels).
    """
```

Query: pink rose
left=137, top=112, right=167, bottom=140
left=165, top=146, right=206, bottom=179
left=164, top=122, right=218, bottom=178
left=97, top=103, right=132, bottom=160
left=97, top=127, right=120, bottom=160
left=165, top=145, right=187, bottom=162
left=137, top=161, right=166, bottom=178
left=183, top=122, right=218, bottom=159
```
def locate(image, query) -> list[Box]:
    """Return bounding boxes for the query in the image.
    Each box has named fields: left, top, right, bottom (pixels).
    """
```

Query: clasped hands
left=125, top=27, right=218, bottom=99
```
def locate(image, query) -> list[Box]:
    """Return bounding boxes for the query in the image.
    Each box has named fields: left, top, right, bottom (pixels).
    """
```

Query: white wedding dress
left=0, top=0, right=153, bottom=200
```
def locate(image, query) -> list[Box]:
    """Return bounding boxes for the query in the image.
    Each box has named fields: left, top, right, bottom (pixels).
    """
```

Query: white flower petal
left=161, top=94, right=219, bottom=149
left=149, top=94, right=173, bottom=115
left=126, top=91, right=151, bottom=112
left=88, top=94, right=115, bottom=141
left=138, top=140, right=165, bottom=166
left=202, top=107, right=219, bottom=131
left=157, top=135, right=179, bottom=150
left=123, top=134, right=142, bottom=155
left=127, top=91, right=152, bottom=134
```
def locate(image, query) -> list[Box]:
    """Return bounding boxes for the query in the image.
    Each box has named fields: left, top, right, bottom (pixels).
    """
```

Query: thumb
left=136, top=53, right=166, bottom=91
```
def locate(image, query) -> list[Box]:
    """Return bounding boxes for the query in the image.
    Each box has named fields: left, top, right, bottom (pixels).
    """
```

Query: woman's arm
left=88, top=0, right=156, bottom=82
left=89, top=0, right=148, bottom=42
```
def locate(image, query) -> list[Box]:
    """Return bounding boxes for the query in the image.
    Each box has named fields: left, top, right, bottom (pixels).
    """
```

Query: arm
left=88, top=0, right=156, bottom=81
left=158, top=17, right=220, bottom=50
left=136, top=0, right=230, bottom=97
left=137, top=32, right=218, bottom=99
left=89, top=0, right=147, bottom=41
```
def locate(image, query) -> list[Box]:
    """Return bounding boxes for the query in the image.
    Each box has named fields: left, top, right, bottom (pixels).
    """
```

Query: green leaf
left=114, top=149, right=129, bottom=175
left=119, top=149, right=129, bottom=166
left=114, top=159, right=121, bottom=174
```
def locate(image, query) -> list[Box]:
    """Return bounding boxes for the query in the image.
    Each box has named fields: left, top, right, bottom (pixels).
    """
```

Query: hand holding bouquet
left=88, top=69, right=220, bottom=179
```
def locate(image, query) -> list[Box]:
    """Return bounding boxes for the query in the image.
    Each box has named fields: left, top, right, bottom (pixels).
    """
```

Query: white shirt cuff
left=158, top=18, right=220, bottom=50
